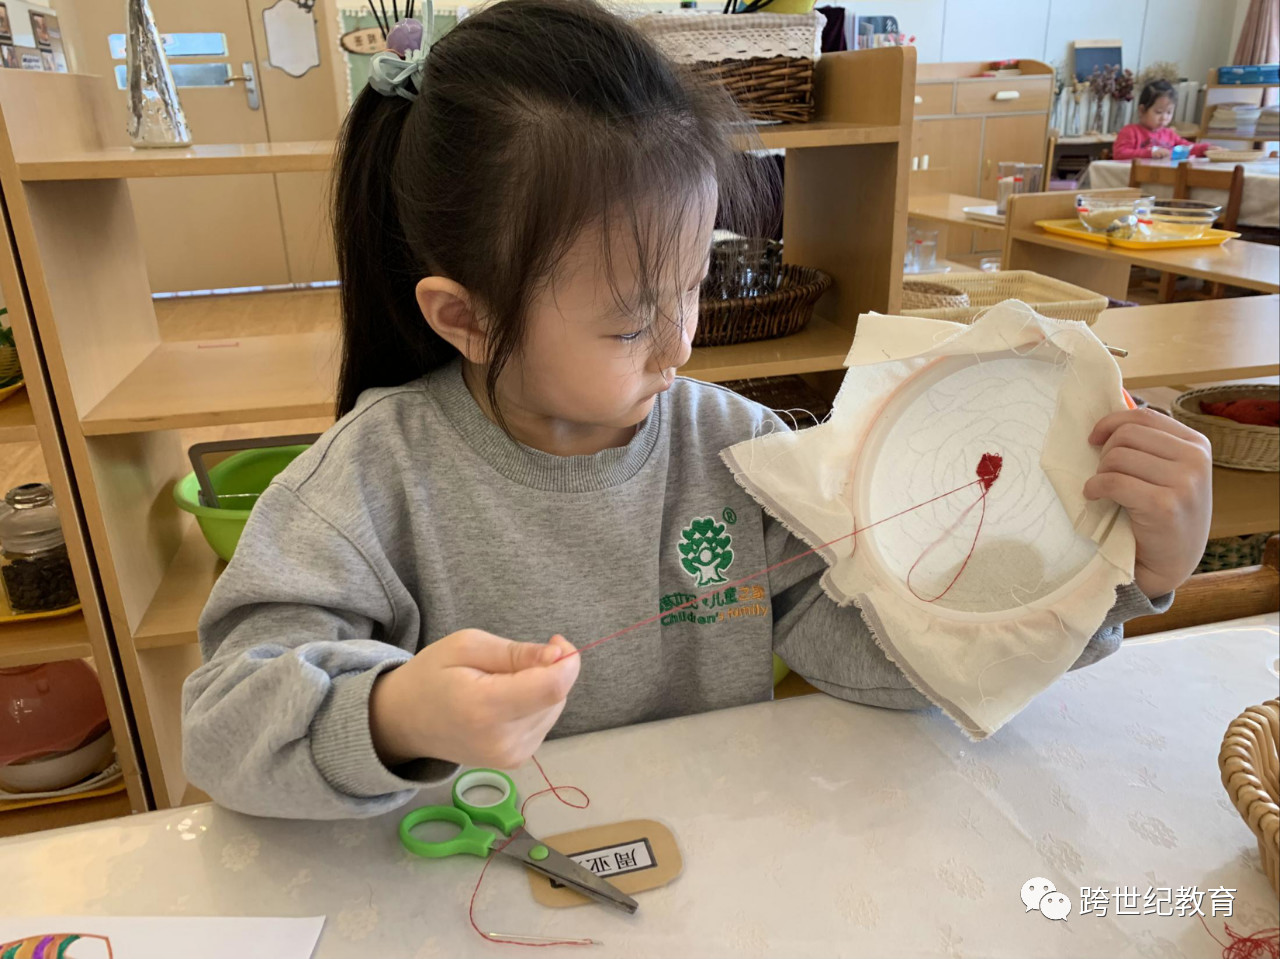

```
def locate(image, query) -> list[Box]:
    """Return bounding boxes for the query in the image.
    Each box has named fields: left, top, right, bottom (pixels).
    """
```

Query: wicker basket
left=721, top=375, right=831, bottom=427
left=1205, top=148, right=1267, bottom=163
left=900, top=270, right=1109, bottom=326
left=1220, top=699, right=1279, bottom=896
left=902, top=281, right=970, bottom=311
left=1171, top=385, right=1279, bottom=472
left=635, top=12, right=823, bottom=124
left=696, top=264, right=831, bottom=347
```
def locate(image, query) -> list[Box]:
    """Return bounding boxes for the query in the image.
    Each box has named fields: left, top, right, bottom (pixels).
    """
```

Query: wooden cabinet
left=979, top=113, right=1050, bottom=199
left=908, top=60, right=1053, bottom=257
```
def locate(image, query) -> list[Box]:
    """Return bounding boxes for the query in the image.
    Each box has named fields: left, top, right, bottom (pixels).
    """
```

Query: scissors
left=398, top=768, right=639, bottom=914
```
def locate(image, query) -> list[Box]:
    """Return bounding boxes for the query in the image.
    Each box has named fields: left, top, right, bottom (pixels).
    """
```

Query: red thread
left=560, top=452, right=1004, bottom=661
left=1199, top=914, right=1280, bottom=959
left=468, top=756, right=592, bottom=947
left=906, top=453, right=1001, bottom=603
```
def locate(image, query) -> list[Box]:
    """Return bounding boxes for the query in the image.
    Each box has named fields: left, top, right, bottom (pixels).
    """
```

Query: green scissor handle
left=451, top=768, right=525, bottom=835
left=398, top=768, right=526, bottom=859
left=399, top=804, right=497, bottom=859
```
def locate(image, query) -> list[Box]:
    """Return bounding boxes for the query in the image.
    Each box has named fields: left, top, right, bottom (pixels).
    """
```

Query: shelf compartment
left=82, top=312, right=853, bottom=435
left=0, top=388, right=36, bottom=443
left=82, top=332, right=338, bottom=435
left=135, top=522, right=222, bottom=649
left=0, top=610, right=93, bottom=668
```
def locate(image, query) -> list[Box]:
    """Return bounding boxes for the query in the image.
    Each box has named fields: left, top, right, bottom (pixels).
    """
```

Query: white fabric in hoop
left=632, top=11, right=823, bottom=63
left=722, top=301, right=1137, bottom=740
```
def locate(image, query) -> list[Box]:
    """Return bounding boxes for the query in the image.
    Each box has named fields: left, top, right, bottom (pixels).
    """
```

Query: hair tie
left=369, top=2, right=433, bottom=101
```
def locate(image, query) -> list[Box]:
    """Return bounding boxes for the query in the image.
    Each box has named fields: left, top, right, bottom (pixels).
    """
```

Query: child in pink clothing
left=1113, top=79, right=1210, bottom=160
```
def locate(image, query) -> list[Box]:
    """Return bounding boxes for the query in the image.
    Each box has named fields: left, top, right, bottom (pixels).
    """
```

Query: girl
left=1113, top=78, right=1211, bottom=160
left=182, top=0, right=1211, bottom=819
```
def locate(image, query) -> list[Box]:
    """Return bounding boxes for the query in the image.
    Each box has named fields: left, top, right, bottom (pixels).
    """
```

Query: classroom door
left=56, top=0, right=341, bottom=293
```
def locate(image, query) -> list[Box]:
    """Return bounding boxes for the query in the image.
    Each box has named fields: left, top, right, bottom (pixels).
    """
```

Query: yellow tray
left=0, top=378, right=24, bottom=404
left=0, top=592, right=81, bottom=625
left=1036, top=218, right=1241, bottom=250
left=0, top=776, right=125, bottom=814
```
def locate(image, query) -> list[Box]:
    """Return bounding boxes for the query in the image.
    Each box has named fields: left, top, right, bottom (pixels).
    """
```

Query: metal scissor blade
left=499, top=834, right=639, bottom=914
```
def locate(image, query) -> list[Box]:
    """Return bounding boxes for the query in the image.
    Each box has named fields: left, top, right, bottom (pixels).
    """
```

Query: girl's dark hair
left=1138, top=79, right=1178, bottom=111
left=333, top=0, right=774, bottom=418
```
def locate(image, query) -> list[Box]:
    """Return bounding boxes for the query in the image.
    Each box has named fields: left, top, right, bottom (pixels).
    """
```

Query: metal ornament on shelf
left=125, top=0, right=192, bottom=148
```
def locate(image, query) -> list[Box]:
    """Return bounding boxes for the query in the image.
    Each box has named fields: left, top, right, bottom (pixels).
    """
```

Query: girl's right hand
left=1150, top=146, right=1169, bottom=158
left=369, top=630, right=580, bottom=769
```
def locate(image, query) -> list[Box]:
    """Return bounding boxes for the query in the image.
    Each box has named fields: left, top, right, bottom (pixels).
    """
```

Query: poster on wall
left=0, top=45, right=16, bottom=69
left=0, top=4, right=11, bottom=43
left=18, top=47, right=40, bottom=70
left=29, top=11, right=49, bottom=50
left=26, top=11, right=66, bottom=71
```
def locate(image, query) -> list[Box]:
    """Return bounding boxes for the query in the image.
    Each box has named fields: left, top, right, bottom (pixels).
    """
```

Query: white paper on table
left=0, top=916, right=325, bottom=959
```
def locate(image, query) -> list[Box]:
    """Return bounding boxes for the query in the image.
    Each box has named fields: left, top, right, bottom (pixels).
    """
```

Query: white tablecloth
left=2, top=615, right=1277, bottom=958
left=1083, top=158, right=1280, bottom=228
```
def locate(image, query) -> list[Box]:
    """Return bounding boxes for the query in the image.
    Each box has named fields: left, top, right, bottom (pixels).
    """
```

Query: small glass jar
left=0, top=483, right=79, bottom=614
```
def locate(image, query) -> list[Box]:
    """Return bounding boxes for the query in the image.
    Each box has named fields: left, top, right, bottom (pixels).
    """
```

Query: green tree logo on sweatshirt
left=679, top=516, right=734, bottom=587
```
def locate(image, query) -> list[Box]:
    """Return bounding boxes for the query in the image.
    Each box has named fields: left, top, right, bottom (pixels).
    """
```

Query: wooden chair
left=1128, top=160, right=1246, bottom=300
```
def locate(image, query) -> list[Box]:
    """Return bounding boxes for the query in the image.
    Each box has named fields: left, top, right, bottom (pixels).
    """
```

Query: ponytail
left=332, top=87, right=455, bottom=418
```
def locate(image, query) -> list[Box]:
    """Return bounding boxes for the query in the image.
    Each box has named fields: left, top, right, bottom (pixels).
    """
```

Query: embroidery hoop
left=845, top=347, right=1109, bottom=624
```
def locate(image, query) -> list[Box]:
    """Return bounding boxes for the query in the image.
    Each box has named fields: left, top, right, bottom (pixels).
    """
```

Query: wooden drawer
left=955, top=77, right=1051, bottom=115
left=913, top=82, right=954, bottom=116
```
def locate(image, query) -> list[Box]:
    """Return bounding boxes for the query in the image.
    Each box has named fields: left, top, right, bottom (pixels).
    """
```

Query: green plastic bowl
left=173, top=445, right=310, bottom=561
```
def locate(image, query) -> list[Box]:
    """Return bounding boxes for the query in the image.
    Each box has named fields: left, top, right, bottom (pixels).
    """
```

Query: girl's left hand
left=1084, top=408, right=1213, bottom=598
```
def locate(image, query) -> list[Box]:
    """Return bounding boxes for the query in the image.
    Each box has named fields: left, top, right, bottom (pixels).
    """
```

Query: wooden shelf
left=751, top=122, right=900, bottom=150
left=0, top=611, right=93, bottom=668
left=13, top=121, right=901, bottom=183
left=16, top=141, right=335, bottom=182
left=82, top=310, right=855, bottom=435
left=82, top=331, right=338, bottom=435
left=1209, top=467, right=1280, bottom=540
left=684, top=315, right=852, bottom=382
left=0, top=388, right=36, bottom=443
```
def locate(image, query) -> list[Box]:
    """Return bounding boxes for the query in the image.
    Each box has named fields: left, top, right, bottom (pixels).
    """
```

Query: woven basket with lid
left=1220, top=699, right=1279, bottom=895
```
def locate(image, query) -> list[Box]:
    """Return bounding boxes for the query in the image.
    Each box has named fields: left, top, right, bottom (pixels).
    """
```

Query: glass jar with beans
left=0, top=483, right=79, bottom=615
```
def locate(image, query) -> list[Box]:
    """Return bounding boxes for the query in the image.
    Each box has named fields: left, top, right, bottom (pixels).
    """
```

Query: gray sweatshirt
left=183, top=361, right=1164, bottom=819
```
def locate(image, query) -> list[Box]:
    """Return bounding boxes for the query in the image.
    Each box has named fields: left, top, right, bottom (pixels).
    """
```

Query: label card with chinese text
left=527, top=819, right=682, bottom=908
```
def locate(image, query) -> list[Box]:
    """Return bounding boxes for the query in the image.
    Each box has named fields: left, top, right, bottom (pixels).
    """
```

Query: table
left=1003, top=191, right=1280, bottom=299
left=1091, top=295, right=1280, bottom=388
left=907, top=192, right=1006, bottom=230
left=3, top=616, right=1277, bottom=958
left=1083, top=158, right=1280, bottom=229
